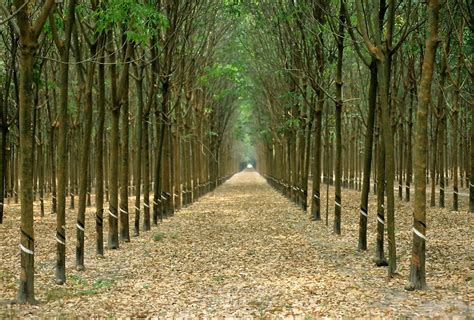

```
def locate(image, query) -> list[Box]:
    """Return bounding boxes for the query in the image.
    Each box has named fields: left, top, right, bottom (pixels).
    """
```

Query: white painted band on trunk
left=377, top=216, right=385, bottom=225
left=119, top=208, right=128, bottom=215
left=453, top=191, right=458, bottom=195
left=470, top=183, right=474, bottom=188
left=143, top=203, right=150, bottom=208
left=440, top=187, right=444, bottom=191
left=135, top=206, right=140, bottom=211
left=108, top=209, right=118, bottom=219
left=76, top=223, right=84, bottom=232
left=19, top=244, right=34, bottom=255
left=56, top=236, right=65, bottom=245
left=153, top=201, right=159, bottom=206
left=313, top=194, right=320, bottom=200
left=161, top=195, right=166, bottom=200
left=360, top=210, right=367, bottom=217
left=413, top=227, right=427, bottom=241
left=335, top=201, right=341, bottom=208
left=381, top=204, right=384, bottom=209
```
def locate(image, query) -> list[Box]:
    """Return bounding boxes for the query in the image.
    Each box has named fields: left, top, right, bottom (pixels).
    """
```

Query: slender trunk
left=142, top=118, right=151, bottom=230
left=358, top=59, right=377, bottom=250
left=134, top=68, right=144, bottom=236
left=55, top=0, right=77, bottom=284
left=108, top=36, right=120, bottom=250
left=311, top=32, right=324, bottom=220
left=311, top=106, right=322, bottom=220
left=119, top=65, right=130, bottom=242
left=0, top=118, right=6, bottom=224
left=152, top=117, right=165, bottom=224
left=333, top=3, right=344, bottom=235
left=378, top=57, right=397, bottom=276
left=302, top=107, right=313, bottom=211
left=406, top=64, right=415, bottom=202
left=46, top=89, right=57, bottom=213
left=76, top=45, right=96, bottom=270
left=430, top=120, right=439, bottom=206
left=451, top=27, right=463, bottom=212
left=374, top=120, right=388, bottom=266
left=17, top=41, right=36, bottom=304
left=406, top=0, right=440, bottom=290
left=38, top=133, right=44, bottom=217
left=436, top=35, right=450, bottom=207
left=95, top=46, right=105, bottom=256
left=470, top=87, right=474, bottom=212
left=109, top=107, right=120, bottom=249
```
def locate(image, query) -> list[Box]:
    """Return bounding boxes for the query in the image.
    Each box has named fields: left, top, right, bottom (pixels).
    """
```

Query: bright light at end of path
left=247, top=163, right=253, bottom=168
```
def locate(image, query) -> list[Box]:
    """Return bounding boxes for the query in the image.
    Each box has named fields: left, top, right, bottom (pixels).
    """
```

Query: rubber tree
left=333, top=0, right=345, bottom=235
left=49, top=0, right=78, bottom=284
left=406, top=0, right=440, bottom=291
left=12, top=0, right=56, bottom=303
left=74, top=1, right=100, bottom=269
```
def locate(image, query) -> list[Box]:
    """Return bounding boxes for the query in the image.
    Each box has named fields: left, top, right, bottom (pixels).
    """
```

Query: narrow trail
left=1, top=170, right=471, bottom=318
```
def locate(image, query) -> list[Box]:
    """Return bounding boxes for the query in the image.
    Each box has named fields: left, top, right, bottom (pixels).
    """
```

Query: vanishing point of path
left=1, top=170, right=471, bottom=318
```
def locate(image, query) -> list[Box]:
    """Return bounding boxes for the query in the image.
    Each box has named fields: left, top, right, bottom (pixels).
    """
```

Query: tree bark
left=14, top=0, right=56, bottom=303
left=53, top=0, right=77, bottom=285
left=133, top=65, right=144, bottom=236
left=470, top=87, right=474, bottom=212
left=95, top=43, right=105, bottom=256
left=119, top=58, right=130, bottom=242
left=358, top=59, right=377, bottom=250
left=333, top=2, right=344, bottom=235
left=75, top=41, right=96, bottom=270
left=406, top=0, right=440, bottom=291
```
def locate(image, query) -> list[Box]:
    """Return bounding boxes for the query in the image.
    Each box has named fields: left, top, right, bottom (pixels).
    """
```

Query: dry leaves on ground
left=0, top=170, right=472, bottom=318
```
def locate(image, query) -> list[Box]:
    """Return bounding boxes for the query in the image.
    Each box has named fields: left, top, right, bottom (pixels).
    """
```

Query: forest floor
left=0, top=170, right=472, bottom=318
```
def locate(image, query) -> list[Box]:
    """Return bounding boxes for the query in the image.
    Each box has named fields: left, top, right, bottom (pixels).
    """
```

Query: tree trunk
left=134, top=67, right=144, bottom=236
left=406, top=0, right=440, bottom=291
left=470, top=88, right=474, bottom=212
left=55, top=0, right=77, bottom=284
left=358, top=59, right=377, bottom=250
left=15, top=0, right=56, bottom=302
left=76, top=44, right=96, bottom=270
left=142, top=118, right=151, bottom=231
left=153, top=116, right=165, bottom=224
left=95, top=46, right=105, bottom=256
left=311, top=33, right=324, bottom=221
left=333, top=3, right=344, bottom=235
left=108, top=37, right=120, bottom=250
left=0, top=111, right=6, bottom=224
left=374, top=119, right=388, bottom=266
left=17, top=39, right=36, bottom=304
left=405, top=60, right=415, bottom=202
left=451, top=25, right=463, bottom=212
left=119, top=63, right=130, bottom=242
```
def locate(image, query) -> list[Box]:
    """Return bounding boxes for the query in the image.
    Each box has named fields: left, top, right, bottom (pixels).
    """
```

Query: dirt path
left=0, top=170, right=472, bottom=318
